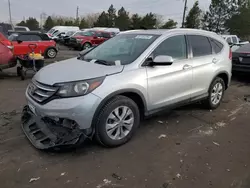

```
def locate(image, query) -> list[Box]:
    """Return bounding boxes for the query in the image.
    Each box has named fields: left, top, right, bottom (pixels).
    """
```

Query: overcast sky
left=0, top=0, right=211, bottom=25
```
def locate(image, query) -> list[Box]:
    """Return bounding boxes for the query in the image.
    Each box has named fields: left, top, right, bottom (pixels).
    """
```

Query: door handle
left=183, top=64, right=192, bottom=70
left=212, top=58, right=218, bottom=64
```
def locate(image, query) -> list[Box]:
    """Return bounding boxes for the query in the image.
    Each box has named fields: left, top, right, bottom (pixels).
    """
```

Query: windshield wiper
left=94, top=59, right=114, bottom=66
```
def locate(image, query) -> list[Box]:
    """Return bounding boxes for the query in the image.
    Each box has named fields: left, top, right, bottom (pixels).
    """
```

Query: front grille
left=28, top=80, right=59, bottom=103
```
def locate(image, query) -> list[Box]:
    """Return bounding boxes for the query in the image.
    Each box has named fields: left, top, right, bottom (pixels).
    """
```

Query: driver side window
left=152, top=35, right=187, bottom=61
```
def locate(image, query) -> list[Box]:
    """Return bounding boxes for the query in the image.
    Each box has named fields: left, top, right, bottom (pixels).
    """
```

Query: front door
left=146, top=35, right=193, bottom=111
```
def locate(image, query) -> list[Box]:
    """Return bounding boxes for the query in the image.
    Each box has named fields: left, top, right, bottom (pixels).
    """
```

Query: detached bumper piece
left=21, top=105, right=86, bottom=149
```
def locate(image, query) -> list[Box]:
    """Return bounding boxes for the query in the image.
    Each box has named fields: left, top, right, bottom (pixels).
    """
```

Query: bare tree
left=155, top=14, right=164, bottom=28
left=85, top=13, right=100, bottom=28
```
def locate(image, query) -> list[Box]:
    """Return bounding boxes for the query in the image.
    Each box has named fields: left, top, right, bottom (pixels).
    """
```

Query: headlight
left=76, top=39, right=83, bottom=43
left=55, top=77, right=105, bottom=97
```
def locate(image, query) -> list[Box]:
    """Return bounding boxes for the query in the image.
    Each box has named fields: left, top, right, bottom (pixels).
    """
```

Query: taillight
left=229, top=48, right=232, bottom=60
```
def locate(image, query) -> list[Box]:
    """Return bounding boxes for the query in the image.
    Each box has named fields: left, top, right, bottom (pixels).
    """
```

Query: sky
left=0, top=0, right=211, bottom=25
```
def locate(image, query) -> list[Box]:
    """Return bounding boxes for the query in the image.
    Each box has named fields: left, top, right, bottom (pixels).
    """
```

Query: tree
left=161, top=19, right=178, bottom=29
left=130, top=14, right=142, bottom=29
left=107, top=4, right=116, bottom=27
left=202, top=0, right=237, bottom=33
left=155, top=14, right=164, bottom=28
left=25, top=17, right=39, bottom=30
left=43, top=16, right=54, bottom=31
left=140, top=13, right=157, bottom=29
left=79, top=18, right=89, bottom=29
left=226, top=3, right=250, bottom=38
left=85, top=13, right=99, bottom=27
left=115, top=7, right=130, bottom=31
left=94, top=11, right=109, bottom=27
left=185, top=1, right=202, bottom=28
left=16, top=21, right=26, bottom=27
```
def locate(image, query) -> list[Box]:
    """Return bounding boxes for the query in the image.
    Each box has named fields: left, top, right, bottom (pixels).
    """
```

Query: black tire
left=82, top=42, right=92, bottom=50
left=204, top=77, right=225, bottom=109
left=17, top=66, right=21, bottom=76
left=95, top=95, right=140, bottom=147
left=45, top=48, right=57, bottom=59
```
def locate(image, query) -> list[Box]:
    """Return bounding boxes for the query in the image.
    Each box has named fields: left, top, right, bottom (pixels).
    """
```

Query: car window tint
left=18, top=34, right=41, bottom=41
left=226, top=38, right=231, bottom=43
left=232, top=37, right=238, bottom=44
left=96, top=32, right=103, bottom=37
left=153, top=35, right=187, bottom=60
left=210, top=38, right=223, bottom=53
left=102, top=32, right=111, bottom=38
left=188, top=35, right=212, bottom=57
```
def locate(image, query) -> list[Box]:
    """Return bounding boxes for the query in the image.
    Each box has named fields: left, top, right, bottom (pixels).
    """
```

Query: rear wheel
left=45, top=48, right=57, bottom=59
left=95, top=96, right=140, bottom=147
left=204, top=77, right=225, bottom=109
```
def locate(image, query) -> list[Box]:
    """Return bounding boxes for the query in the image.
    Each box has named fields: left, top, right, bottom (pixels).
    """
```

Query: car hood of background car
left=34, top=58, right=124, bottom=85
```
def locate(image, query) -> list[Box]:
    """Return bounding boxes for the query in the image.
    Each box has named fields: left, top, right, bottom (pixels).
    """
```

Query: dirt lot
left=1, top=49, right=250, bottom=188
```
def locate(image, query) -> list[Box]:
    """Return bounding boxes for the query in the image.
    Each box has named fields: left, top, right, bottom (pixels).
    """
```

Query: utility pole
left=76, top=6, right=79, bottom=20
left=181, top=0, right=188, bottom=28
left=8, top=0, right=13, bottom=25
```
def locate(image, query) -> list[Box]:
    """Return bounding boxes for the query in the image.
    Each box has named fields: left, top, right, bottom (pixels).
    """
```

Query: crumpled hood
left=34, top=58, right=124, bottom=85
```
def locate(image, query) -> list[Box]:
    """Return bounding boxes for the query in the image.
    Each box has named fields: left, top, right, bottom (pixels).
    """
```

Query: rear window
left=188, top=35, right=212, bottom=57
left=232, top=37, right=238, bottom=44
left=101, top=32, right=111, bottom=38
left=8, top=33, right=19, bottom=41
left=210, top=38, right=224, bottom=53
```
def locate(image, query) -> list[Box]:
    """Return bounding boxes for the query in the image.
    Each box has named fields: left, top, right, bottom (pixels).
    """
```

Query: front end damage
left=21, top=105, right=88, bottom=149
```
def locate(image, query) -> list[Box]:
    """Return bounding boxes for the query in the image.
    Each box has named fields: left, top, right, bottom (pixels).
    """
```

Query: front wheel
left=82, top=43, right=92, bottom=50
left=204, top=77, right=225, bottom=109
left=95, top=96, right=140, bottom=147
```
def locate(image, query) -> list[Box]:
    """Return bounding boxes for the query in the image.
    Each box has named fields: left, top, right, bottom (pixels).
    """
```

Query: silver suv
left=22, top=29, right=232, bottom=149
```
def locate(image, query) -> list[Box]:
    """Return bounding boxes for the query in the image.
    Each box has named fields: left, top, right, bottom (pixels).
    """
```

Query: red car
left=0, top=39, right=16, bottom=71
left=69, top=30, right=112, bottom=50
left=8, top=32, right=58, bottom=58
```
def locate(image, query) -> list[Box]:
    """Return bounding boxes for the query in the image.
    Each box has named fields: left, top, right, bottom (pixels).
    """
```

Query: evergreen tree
left=43, top=16, right=54, bottom=31
left=185, top=1, right=202, bottom=28
left=16, top=21, right=26, bottom=27
left=25, top=17, right=39, bottom=30
left=115, top=7, right=130, bottom=31
left=107, top=4, right=116, bottom=27
left=140, top=13, right=157, bottom=29
left=161, top=19, right=178, bottom=29
left=130, top=14, right=142, bottom=29
left=79, top=18, right=88, bottom=29
left=94, top=11, right=109, bottom=27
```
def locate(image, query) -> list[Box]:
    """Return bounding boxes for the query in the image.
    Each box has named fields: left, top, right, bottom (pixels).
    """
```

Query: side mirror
left=17, top=39, right=22, bottom=44
left=152, top=55, right=173, bottom=66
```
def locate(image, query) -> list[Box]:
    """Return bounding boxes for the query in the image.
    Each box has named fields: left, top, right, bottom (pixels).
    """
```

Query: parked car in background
left=46, top=26, right=80, bottom=38
left=0, top=40, right=16, bottom=71
left=0, top=22, right=14, bottom=36
left=22, top=29, right=231, bottom=149
left=222, top=34, right=249, bottom=51
left=92, top=27, right=120, bottom=34
left=232, top=43, right=250, bottom=73
left=58, top=30, right=79, bottom=44
left=8, top=31, right=58, bottom=58
left=14, top=26, right=30, bottom=32
left=69, top=30, right=112, bottom=50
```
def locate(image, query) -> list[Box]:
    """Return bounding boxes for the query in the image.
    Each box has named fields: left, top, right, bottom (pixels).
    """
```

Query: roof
left=120, top=28, right=218, bottom=36
left=8, top=31, right=41, bottom=35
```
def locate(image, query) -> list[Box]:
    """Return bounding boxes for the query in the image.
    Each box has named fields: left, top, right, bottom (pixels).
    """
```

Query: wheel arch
left=213, top=71, right=230, bottom=90
left=91, top=89, right=147, bottom=129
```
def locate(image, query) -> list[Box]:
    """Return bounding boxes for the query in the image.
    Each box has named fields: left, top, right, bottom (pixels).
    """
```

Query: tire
left=204, top=77, right=225, bottom=109
left=45, top=48, right=57, bottom=59
left=95, top=95, right=140, bottom=147
left=82, top=42, right=92, bottom=50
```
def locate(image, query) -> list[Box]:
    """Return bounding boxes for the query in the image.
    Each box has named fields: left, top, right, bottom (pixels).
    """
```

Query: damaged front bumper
left=21, top=105, right=87, bottom=149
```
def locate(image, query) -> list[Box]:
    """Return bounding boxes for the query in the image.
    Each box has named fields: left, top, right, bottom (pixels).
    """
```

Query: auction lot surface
left=1, top=49, right=250, bottom=188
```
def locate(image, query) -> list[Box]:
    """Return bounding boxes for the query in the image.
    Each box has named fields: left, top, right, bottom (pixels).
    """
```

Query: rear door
left=187, top=35, right=217, bottom=98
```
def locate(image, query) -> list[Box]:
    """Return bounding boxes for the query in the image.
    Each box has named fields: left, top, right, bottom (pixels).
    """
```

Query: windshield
left=66, top=31, right=75, bottom=36
left=47, top=28, right=56, bottom=34
left=8, top=33, right=18, bottom=41
left=83, top=34, right=159, bottom=65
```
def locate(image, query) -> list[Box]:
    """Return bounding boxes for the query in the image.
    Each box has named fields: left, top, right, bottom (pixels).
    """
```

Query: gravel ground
left=0, top=48, right=250, bottom=188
